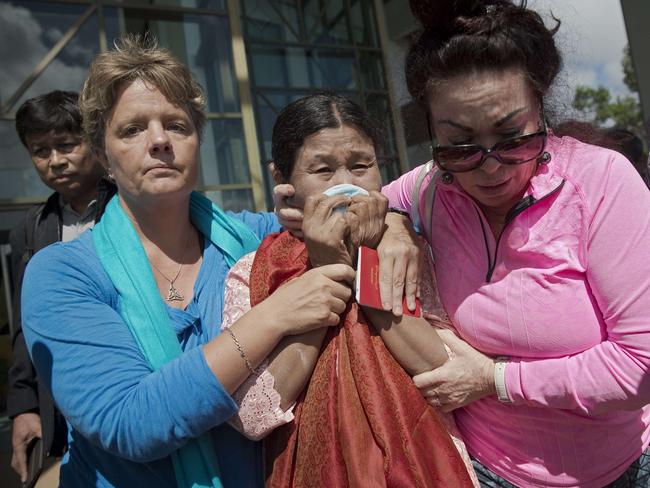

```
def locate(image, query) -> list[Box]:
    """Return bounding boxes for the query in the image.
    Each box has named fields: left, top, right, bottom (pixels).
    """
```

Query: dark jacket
left=6, top=179, right=116, bottom=458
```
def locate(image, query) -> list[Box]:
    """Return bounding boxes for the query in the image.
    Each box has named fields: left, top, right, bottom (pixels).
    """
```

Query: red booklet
left=355, top=246, right=421, bottom=317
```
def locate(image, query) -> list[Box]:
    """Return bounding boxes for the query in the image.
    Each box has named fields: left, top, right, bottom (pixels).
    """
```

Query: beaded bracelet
left=226, top=327, right=255, bottom=374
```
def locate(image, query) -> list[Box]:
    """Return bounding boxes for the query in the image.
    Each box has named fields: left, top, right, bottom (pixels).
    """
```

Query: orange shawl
left=250, top=231, right=473, bottom=488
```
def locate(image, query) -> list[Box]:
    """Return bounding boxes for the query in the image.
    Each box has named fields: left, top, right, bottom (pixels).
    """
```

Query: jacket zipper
left=477, top=180, right=566, bottom=283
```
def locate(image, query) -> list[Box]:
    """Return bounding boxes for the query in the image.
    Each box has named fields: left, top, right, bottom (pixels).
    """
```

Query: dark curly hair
left=15, top=90, right=83, bottom=148
left=405, top=0, right=562, bottom=106
left=271, top=92, right=383, bottom=181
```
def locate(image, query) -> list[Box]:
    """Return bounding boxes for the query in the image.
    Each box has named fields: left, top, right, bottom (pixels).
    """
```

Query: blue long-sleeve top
left=21, top=211, right=280, bottom=488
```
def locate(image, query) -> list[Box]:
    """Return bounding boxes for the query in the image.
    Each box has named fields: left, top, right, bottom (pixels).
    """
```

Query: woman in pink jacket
left=378, top=0, right=650, bottom=486
left=273, top=0, right=650, bottom=486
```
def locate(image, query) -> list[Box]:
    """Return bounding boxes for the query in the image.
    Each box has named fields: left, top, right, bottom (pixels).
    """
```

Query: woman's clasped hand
left=301, top=191, right=388, bottom=267
left=413, top=329, right=496, bottom=413
left=276, top=184, right=421, bottom=315
left=259, top=263, right=355, bottom=332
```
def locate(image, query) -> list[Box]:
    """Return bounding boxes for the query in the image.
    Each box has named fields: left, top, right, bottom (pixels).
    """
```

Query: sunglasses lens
left=497, top=134, right=545, bottom=164
left=434, top=146, right=484, bottom=171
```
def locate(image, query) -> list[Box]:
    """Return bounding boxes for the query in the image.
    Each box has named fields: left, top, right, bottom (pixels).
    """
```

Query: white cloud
left=530, top=0, right=635, bottom=104
left=385, top=0, right=636, bottom=117
left=0, top=3, right=92, bottom=199
left=0, top=3, right=91, bottom=112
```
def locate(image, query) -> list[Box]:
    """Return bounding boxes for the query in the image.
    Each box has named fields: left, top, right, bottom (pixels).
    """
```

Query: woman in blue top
left=19, top=35, right=358, bottom=487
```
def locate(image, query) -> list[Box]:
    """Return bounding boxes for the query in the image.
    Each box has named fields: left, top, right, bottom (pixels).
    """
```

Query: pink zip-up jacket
left=382, top=135, right=650, bottom=487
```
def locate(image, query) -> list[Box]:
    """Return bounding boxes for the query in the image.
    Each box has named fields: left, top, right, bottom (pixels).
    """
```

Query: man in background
left=8, top=90, right=115, bottom=486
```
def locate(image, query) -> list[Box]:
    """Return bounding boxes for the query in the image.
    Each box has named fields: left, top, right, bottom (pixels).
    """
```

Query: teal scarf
left=93, top=191, right=261, bottom=488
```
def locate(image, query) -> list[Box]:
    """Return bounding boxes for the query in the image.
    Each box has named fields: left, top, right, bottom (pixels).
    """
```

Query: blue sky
left=386, top=0, right=638, bottom=118
left=530, top=0, right=637, bottom=113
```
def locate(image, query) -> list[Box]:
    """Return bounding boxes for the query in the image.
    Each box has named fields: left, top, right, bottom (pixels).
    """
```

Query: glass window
left=378, top=156, right=399, bottom=183
left=103, top=6, right=122, bottom=47
left=302, top=0, right=350, bottom=45
left=254, top=92, right=303, bottom=160
left=366, top=92, right=397, bottom=155
left=242, top=0, right=300, bottom=43
left=350, top=0, right=379, bottom=47
left=0, top=121, right=50, bottom=200
left=0, top=210, right=28, bottom=232
left=203, top=189, right=255, bottom=212
left=358, top=50, right=385, bottom=90
left=105, top=8, right=240, bottom=112
left=199, top=119, right=251, bottom=186
left=0, top=0, right=90, bottom=111
left=15, top=12, right=100, bottom=108
left=244, top=0, right=403, bottom=203
left=365, top=92, right=400, bottom=181
left=249, top=46, right=356, bottom=90
left=111, top=0, right=225, bottom=10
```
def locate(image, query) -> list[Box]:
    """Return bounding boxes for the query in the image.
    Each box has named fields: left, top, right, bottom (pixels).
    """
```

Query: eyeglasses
left=431, top=129, right=548, bottom=173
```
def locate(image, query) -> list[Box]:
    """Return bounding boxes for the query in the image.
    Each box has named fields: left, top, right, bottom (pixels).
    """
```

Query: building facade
left=621, top=0, right=650, bottom=140
left=0, top=0, right=408, bottom=233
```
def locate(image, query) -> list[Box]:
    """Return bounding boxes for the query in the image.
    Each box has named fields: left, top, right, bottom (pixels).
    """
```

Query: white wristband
left=494, top=359, right=511, bottom=403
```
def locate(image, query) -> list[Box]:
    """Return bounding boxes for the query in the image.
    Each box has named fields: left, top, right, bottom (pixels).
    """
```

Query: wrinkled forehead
left=300, top=125, right=376, bottom=159
left=428, top=68, right=539, bottom=125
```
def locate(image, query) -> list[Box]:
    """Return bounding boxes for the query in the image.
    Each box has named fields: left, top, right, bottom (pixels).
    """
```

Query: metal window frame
left=21, top=0, right=229, bottom=16
left=0, top=0, right=268, bottom=213
left=372, top=0, right=409, bottom=174
left=0, top=4, right=97, bottom=114
left=226, top=0, right=267, bottom=211
left=0, top=0, right=408, bottom=216
left=243, top=0, right=406, bottom=198
left=0, top=243, right=13, bottom=338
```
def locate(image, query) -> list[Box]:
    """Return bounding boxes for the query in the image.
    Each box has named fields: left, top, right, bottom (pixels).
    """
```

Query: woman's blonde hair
left=79, top=34, right=206, bottom=151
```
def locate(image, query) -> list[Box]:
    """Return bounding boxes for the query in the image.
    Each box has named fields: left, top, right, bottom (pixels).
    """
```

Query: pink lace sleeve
left=221, top=252, right=295, bottom=441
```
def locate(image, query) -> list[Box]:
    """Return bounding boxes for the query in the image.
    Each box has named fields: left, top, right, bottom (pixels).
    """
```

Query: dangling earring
left=441, top=172, right=454, bottom=184
left=538, top=152, right=551, bottom=164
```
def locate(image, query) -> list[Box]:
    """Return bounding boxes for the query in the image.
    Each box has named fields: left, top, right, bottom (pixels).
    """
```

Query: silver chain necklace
left=149, top=231, right=194, bottom=302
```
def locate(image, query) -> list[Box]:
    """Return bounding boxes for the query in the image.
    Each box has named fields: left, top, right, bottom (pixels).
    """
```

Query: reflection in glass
left=350, top=0, right=379, bottom=47
left=112, top=0, right=225, bottom=9
left=0, top=0, right=89, bottom=110
left=302, top=0, right=349, bottom=45
left=0, top=121, right=50, bottom=199
left=254, top=92, right=303, bottom=162
left=203, top=189, right=254, bottom=212
left=0, top=210, right=28, bottom=232
left=16, top=12, right=100, bottom=108
left=254, top=92, right=302, bottom=206
left=250, top=46, right=356, bottom=90
left=366, top=93, right=397, bottom=156
left=242, top=0, right=402, bottom=201
left=365, top=92, right=400, bottom=182
left=242, top=0, right=299, bottom=43
left=359, top=50, right=385, bottom=91
left=103, top=7, right=122, bottom=47
left=105, top=8, right=240, bottom=112
left=199, top=119, right=251, bottom=186
left=378, top=156, right=399, bottom=184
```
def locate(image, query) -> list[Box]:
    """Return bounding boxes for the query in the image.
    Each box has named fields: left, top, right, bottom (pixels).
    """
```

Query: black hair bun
left=409, top=0, right=511, bottom=30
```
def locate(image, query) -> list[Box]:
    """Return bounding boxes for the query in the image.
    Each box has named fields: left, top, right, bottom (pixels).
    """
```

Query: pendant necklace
left=150, top=231, right=194, bottom=302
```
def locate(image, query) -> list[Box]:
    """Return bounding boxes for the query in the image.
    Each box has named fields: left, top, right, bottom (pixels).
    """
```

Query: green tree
left=572, top=45, right=645, bottom=136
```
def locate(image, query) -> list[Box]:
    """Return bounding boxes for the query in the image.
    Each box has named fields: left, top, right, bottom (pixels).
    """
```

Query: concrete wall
left=620, top=0, right=650, bottom=138
left=382, top=0, right=431, bottom=167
